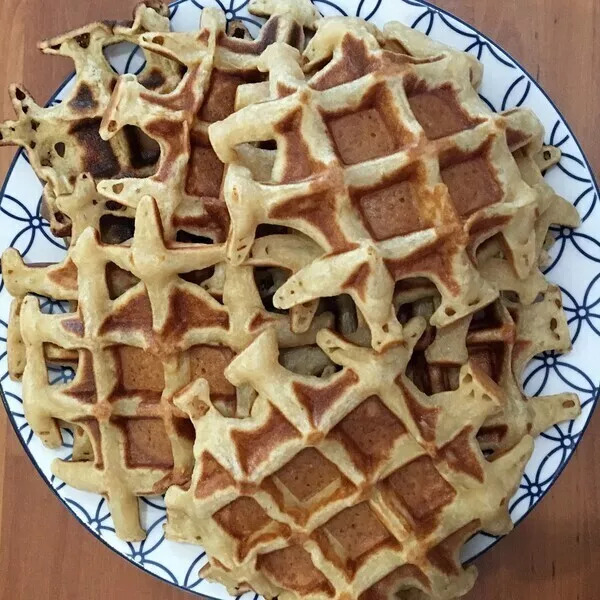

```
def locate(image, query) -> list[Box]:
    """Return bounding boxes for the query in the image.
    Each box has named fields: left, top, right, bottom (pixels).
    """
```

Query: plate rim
left=0, top=0, right=598, bottom=595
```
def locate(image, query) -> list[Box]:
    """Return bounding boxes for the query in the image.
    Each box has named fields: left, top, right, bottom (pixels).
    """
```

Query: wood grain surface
left=0, top=1, right=598, bottom=599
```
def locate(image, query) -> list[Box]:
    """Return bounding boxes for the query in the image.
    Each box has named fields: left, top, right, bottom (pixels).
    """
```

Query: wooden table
left=0, top=1, right=598, bottom=599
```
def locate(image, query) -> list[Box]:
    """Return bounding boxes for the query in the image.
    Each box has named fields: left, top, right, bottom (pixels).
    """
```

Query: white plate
left=0, top=0, right=598, bottom=596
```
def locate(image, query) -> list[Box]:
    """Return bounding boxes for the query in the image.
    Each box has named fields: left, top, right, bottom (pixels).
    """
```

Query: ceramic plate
left=0, top=0, right=598, bottom=596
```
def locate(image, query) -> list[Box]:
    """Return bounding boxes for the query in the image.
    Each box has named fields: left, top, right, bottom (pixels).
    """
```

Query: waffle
left=0, top=0, right=582, bottom=595
left=2, top=0, right=324, bottom=382
left=208, top=18, right=553, bottom=351
left=0, top=1, right=318, bottom=246
left=95, top=1, right=319, bottom=241
left=3, top=191, right=332, bottom=539
left=166, top=323, right=532, bottom=599
left=85, top=0, right=323, bottom=327
left=395, top=283, right=580, bottom=456
left=478, top=144, right=581, bottom=301
left=513, top=144, right=580, bottom=262
left=0, top=1, right=181, bottom=237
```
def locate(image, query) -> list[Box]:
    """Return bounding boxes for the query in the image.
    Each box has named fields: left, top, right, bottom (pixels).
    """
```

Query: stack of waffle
left=0, top=2, right=580, bottom=598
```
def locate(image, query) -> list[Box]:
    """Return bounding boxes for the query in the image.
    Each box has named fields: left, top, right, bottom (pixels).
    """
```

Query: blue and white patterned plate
left=0, top=0, right=598, bottom=596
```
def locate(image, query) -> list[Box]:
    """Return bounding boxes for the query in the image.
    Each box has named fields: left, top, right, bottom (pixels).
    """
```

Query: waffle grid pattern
left=167, top=324, right=532, bottom=600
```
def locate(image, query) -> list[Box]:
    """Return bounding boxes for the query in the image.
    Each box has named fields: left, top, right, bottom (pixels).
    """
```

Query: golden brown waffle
left=52, top=172, right=138, bottom=244
left=0, top=3, right=583, bottom=596
left=247, top=233, right=324, bottom=333
left=0, top=1, right=318, bottom=245
left=0, top=2, right=181, bottom=236
left=1, top=0, right=324, bottom=397
left=208, top=19, right=552, bottom=351
left=391, top=140, right=581, bottom=457
left=2, top=0, right=324, bottom=380
left=166, top=323, right=533, bottom=599
left=95, top=1, right=319, bottom=244
left=478, top=144, right=581, bottom=301
left=395, top=284, right=580, bottom=456
left=91, top=0, right=324, bottom=331
left=3, top=194, right=331, bottom=540
left=514, top=144, right=580, bottom=264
